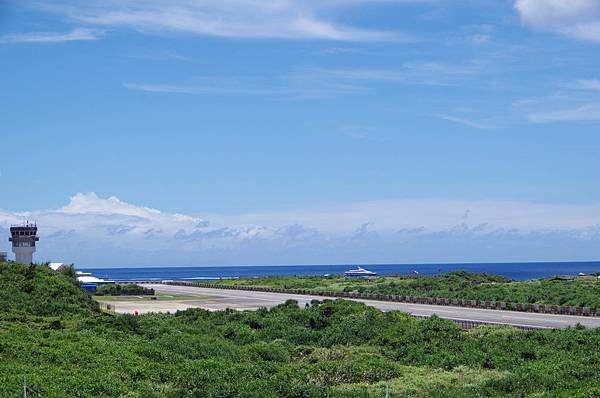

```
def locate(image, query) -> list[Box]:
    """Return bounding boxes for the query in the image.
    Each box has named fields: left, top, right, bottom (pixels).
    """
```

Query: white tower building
left=9, top=223, right=39, bottom=264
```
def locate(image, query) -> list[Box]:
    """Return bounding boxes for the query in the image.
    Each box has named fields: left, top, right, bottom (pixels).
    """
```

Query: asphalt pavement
left=142, top=283, right=600, bottom=329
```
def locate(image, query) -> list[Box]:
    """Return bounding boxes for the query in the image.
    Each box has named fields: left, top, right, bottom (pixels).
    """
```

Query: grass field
left=93, top=293, right=210, bottom=302
left=202, top=271, right=600, bottom=307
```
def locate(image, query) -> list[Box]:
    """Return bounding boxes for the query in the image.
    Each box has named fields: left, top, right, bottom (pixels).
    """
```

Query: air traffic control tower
left=9, top=223, right=39, bottom=264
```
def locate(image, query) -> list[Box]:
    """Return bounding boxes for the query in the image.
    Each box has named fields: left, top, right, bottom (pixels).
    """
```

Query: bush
left=0, top=262, right=98, bottom=316
left=95, top=284, right=155, bottom=296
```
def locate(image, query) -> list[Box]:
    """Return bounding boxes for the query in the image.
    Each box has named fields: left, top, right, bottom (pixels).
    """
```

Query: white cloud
left=62, top=192, right=161, bottom=217
left=0, top=28, right=105, bottom=44
left=2, top=193, right=600, bottom=266
left=32, top=0, right=421, bottom=42
left=514, top=0, right=600, bottom=42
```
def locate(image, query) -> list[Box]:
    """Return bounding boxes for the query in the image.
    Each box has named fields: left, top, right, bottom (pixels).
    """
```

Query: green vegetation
left=1, top=263, right=600, bottom=397
left=0, top=262, right=98, bottom=317
left=207, top=271, right=600, bottom=307
left=95, top=283, right=155, bottom=296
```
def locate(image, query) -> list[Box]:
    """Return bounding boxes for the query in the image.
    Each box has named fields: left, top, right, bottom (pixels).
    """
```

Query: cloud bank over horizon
left=1, top=193, right=599, bottom=267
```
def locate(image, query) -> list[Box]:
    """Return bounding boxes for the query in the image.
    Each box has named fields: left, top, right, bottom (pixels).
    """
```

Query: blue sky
left=1, top=0, right=600, bottom=267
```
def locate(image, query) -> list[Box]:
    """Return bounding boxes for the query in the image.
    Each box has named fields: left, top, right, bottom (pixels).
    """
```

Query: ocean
left=81, top=261, right=600, bottom=282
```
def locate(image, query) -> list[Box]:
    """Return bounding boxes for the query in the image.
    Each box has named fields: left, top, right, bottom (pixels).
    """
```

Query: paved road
left=145, top=284, right=600, bottom=329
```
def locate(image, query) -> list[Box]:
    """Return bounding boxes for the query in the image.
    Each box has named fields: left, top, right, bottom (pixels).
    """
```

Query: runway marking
left=500, top=315, right=570, bottom=323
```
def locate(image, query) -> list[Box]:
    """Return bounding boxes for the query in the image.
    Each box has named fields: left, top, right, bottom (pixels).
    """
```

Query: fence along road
left=146, top=283, right=600, bottom=329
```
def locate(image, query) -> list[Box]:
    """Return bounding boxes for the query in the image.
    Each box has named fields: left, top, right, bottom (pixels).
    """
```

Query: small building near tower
left=49, top=262, right=68, bottom=272
left=9, top=222, right=39, bottom=264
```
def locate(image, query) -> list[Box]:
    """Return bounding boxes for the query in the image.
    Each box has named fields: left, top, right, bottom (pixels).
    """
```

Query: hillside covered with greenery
left=0, top=263, right=98, bottom=317
left=0, top=263, right=599, bottom=397
left=206, top=271, right=600, bottom=307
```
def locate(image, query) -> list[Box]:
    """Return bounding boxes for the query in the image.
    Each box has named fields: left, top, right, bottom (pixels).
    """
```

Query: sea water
left=81, top=261, right=600, bottom=281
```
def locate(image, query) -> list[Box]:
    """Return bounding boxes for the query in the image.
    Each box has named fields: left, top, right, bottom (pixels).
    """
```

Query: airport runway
left=142, top=284, right=600, bottom=329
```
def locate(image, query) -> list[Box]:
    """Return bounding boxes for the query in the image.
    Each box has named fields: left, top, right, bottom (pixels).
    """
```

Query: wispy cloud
left=124, top=61, right=480, bottom=99
left=124, top=83, right=207, bottom=95
left=339, top=125, right=378, bottom=140
left=435, top=114, right=497, bottom=129
left=569, top=79, right=600, bottom=91
left=303, top=67, right=407, bottom=82
left=310, top=62, right=477, bottom=84
left=467, top=33, right=491, bottom=45
left=528, top=103, right=600, bottom=123
left=313, top=47, right=361, bottom=55
left=33, top=0, right=421, bottom=42
left=0, top=28, right=104, bottom=44
left=128, top=50, right=190, bottom=61
left=124, top=75, right=364, bottom=99
left=515, top=82, right=600, bottom=124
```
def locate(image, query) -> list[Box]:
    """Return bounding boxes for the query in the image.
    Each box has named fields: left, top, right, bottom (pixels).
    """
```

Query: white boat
left=344, top=266, right=377, bottom=277
left=77, top=275, right=115, bottom=284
